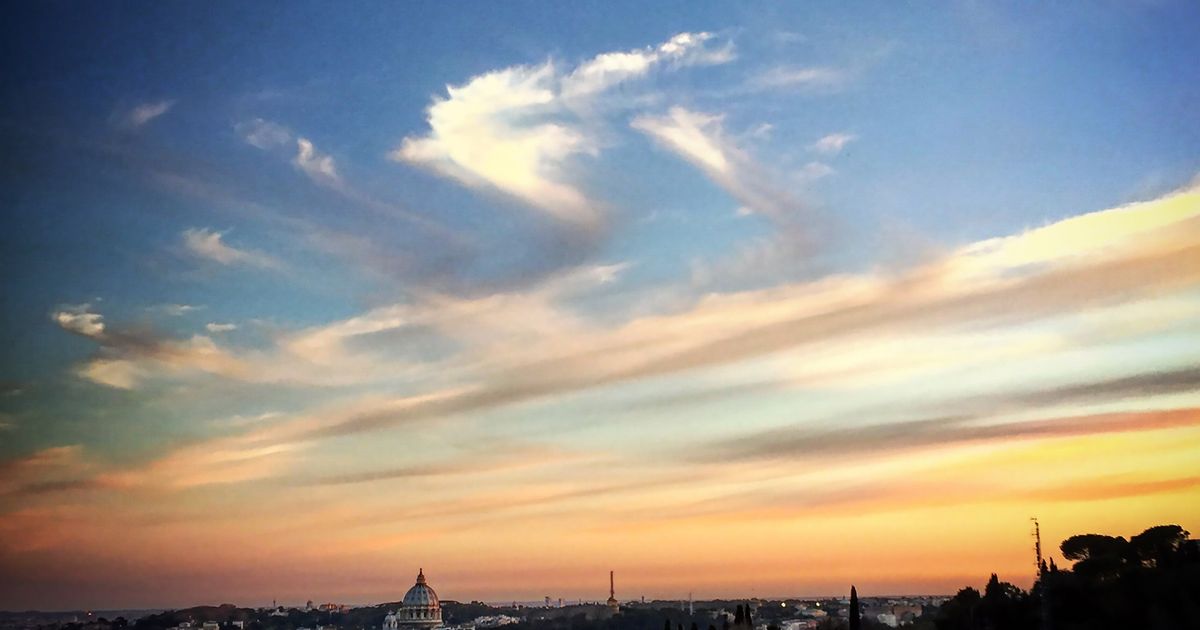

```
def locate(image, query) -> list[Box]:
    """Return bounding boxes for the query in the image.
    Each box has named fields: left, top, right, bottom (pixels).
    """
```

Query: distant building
left=384, top=569, right=443, bottom=630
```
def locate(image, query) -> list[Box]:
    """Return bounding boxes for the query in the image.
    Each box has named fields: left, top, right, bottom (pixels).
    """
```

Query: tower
left=1032, top=517, right=1044, bottom=576
left=607, top=571, right=619, bottom=614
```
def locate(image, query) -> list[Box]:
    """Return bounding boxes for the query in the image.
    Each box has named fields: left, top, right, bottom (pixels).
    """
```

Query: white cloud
left=294, top=138, right=341, bottom=186
left=51, top=304, right=105, bottom=338
left=751, top=66, right=846, bottom=91
left=632, top=107, right=808, bottom=222
left=632, top=108, right=829, bottom=286
left=78, top=359, right=143, bottom=390
left=159, top=304, right=201, bottom=317
left=809, top=133, right=857, bottom=155
left=236, top=118, right=293, bottom=150
left=633, top=108, right=731, bottom=174
left=394, top=32, right=733, bottom=229
left=181, top=228, right=282, bottom=270
left=122, top=100, right=175, bottom=128
left=562, top=31, right=733, bottom=98
left=205, top=322, right=237, bottom=333
left=797, top=161, right=835, bottom=182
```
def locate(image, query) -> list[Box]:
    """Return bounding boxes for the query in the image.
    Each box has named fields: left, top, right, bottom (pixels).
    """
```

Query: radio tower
left=1031, top=517, right=1044, bottom=576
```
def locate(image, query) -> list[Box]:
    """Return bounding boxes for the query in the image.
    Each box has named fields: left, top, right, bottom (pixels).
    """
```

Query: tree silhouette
left=848, top=586, right=860, bottom=630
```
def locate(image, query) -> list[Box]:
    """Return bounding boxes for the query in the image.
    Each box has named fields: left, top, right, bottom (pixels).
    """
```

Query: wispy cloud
left=632, top=106, right=824, bottom=285
left=749, top=66, right=848, bottom=91
left=157, top=303, right=202, bottom=317
left=293, top=138, right=341, bottom=186
left=119, top=99, right=176, bottom=129
left=181, top=228, right=283, bottom=270
left=205, top=322, right=237, bottom=333
left=809, top=132, right=857, bottom=155
left=235, top=118, right=292, bottom=150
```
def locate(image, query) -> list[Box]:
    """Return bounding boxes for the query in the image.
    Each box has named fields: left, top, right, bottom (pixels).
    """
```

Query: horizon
left=2, top=1, right=1199, bottom=612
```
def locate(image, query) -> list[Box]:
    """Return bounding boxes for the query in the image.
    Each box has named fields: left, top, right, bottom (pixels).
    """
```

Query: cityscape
left=2, top=2, right=1199, bottom=630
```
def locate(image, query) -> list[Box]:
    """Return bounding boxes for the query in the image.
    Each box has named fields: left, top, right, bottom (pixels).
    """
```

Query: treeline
left=934, top=523, right=1199, bottom=630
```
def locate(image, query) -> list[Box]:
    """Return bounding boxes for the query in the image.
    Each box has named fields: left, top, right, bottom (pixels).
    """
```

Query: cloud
left=713, top=392, right=1200, bottom=464
left=0, top=446, right=93, bottom=498
left=561, top=32, right=733, bottom=98
left=632, top=107, right=822, bottom=285
left=205, top=322, right=237, bottom=333
left=809, top=132, right=857, bottom=155
left=393, top=32, right=733, bottom=229
left=797, top=161, right=835, bottom=182
left=77, top=359, right=144, bottom=390
left=750, top=66, right=847, bottom=91
left=158, top=303, right=201, bottom=317
left=181, top=228, right=282, bottom=270
left=293, top=138, right=341, bottom=186
left=285, top=181, right=1200, bottom=441
left=51, top=303, right=254, bottom=389
left=235, top=118, right=293, bottom=150
left=120, top=100, right=175, bottom=128
left=51, top=304, right=105, bottom=338
left=299, top=446, right=572, bottom=487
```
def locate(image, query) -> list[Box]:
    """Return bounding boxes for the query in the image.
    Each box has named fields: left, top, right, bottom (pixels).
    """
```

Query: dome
left=403, top=569, right=440, bottom=608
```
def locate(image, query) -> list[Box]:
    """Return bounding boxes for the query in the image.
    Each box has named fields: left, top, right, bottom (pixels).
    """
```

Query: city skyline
left=2, top=2, right=1199, bottom=611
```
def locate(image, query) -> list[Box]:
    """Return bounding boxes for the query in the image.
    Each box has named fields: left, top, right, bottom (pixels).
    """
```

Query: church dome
left=403, top=569, right=440, bottom=608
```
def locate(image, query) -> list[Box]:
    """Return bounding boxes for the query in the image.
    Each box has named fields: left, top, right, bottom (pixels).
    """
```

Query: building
left=384, top=569, right=444, bottom=630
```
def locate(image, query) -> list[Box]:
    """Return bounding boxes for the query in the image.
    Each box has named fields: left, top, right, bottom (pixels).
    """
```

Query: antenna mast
left=1031, top=517, right=1044, bottom=576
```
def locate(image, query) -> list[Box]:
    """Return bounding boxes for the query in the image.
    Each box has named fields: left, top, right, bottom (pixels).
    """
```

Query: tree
left=734, top=606, right=744, bottom=627
left=743, top=603, right=752, bottom=628
left=848, top=586, right=860, bottom=630
left=664, top=619, right=671, bottom=630
left=1130, top=524, right=1189, bottom=568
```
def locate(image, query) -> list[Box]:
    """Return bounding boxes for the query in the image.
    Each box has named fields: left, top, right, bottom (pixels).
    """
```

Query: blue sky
left=2, top=1, right=1200, bottom=610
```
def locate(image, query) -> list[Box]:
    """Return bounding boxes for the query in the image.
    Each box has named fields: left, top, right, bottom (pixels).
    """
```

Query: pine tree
left=849, top=586, right=860, bottom=630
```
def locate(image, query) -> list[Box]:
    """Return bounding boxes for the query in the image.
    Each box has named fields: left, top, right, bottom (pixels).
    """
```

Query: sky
left=2, top=0, right=1200, bottom=611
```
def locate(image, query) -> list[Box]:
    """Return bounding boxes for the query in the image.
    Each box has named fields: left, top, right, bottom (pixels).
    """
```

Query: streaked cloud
left=809, top=132, right=857, bottom=155
left=119, top=99, right=175, bottom=128
left=750, top=66, right=847, bottom=91
left=181, top=228, right=283, bottom=270
left=205, top=322, right=237, bottom=333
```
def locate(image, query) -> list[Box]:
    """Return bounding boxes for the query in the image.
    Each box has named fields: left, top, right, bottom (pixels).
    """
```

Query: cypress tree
left=734, top=605, right=744, bottom=626
left=664, top=619, right=671, bottom=630
left=849, top=586, right=861, bottom=630
left=744, top=603, right=752, bottom=628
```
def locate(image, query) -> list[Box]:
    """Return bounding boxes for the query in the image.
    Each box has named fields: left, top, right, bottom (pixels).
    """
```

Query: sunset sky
left=3, top=1, right=1200, bottom=611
